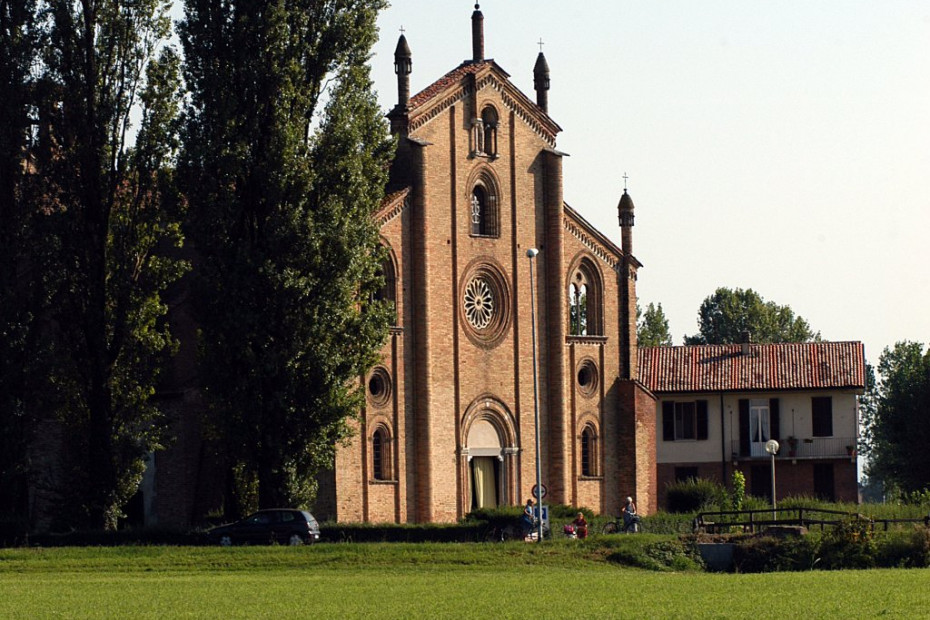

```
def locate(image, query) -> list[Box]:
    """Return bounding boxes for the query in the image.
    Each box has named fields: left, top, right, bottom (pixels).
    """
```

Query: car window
left=280, top=512, right=295, bottom=523
left=248, top=513, right=272, bottom=525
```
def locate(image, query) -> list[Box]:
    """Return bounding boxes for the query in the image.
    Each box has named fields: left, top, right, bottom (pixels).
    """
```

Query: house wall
left=655, top=390, right=859, bottom=507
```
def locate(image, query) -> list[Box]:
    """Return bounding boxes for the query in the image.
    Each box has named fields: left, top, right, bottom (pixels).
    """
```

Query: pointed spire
left=471, top=3, right=484, bottom=61
left=533, top=44, right=550, bottom=113
left=394, top=32, right=412, bottom=108
left=618, top=177, right=635, bottom=256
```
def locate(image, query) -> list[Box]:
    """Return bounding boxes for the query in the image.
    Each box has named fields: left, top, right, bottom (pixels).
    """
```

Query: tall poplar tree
left=28, top=0, right=187, bottom=530
left=0, top=0, right=43, bottom=523
left=179, top=0, right=393, bottom=510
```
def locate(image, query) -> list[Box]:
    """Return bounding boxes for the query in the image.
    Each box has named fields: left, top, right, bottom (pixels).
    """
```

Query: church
left=315, top=5, right=658, bottom=523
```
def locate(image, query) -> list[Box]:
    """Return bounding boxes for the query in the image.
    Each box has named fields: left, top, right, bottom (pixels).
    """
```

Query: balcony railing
left=730, top=437, right=857, bottom=460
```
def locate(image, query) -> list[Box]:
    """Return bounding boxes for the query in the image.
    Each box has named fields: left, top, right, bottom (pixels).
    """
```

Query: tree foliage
left=179, top=0, right=393, bottom=511
left=860, top=342, right=930, bottom=495
left=637, top=302, right=673, bottom=347
left=685, top=287, right=819, bottom=345
left=3, top=0, right=187, bottom=530
left=0, top=0, right=44, bottom=522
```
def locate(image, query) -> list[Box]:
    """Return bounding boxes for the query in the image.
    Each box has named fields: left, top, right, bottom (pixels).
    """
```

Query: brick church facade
left=315, top=6, right=657, bottom=523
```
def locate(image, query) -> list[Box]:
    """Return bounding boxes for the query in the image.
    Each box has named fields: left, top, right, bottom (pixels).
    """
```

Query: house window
left=812, top=396, right=833, bottom=437
left=470, top=183, right=498, bottom=237
left=662, top=401, right=709, bottom=441
left=568, top=259, right=602, bottom=336
left=580, top=424, right=599, bottom=477
left=674, top=467, right=699, bottom=483
left=372, top=426, right=392, bottom=481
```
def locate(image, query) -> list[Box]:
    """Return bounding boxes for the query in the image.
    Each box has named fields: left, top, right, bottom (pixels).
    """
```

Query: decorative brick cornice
left=563, top=217, right=621, bottom=274
left=566, top=335, right=608, bottom=346
left=376, top=188, right=411, bottom=226
left=406, top=62, right=559, bottom=145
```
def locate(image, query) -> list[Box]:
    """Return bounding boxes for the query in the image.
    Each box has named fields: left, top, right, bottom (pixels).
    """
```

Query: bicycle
left=601, top=514, right=642, bottom=534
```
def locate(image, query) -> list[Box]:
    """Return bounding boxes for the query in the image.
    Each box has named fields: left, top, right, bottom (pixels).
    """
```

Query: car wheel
left=288, top=534, right=304, bottom=546
left=219, top=535, right=233, bottom=547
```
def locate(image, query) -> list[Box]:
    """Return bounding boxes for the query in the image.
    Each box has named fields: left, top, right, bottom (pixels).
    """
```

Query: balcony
left=730, top=437, right=857, bottom=460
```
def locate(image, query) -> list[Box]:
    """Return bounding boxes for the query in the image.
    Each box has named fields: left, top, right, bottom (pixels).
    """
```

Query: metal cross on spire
left=399, top=25, right=405, bottom=34
left=538, top=38, right=545, bottom=53
left=623, top=172, right=629, bottom=191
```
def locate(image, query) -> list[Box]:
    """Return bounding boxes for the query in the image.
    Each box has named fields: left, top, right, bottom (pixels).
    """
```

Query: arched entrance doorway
left=467, top=419, right=503, bottom=509
left=461, top=398, right=518, bottom=513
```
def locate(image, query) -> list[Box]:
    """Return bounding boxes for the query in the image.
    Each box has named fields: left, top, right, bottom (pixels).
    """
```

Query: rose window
left=464, top=276, right=495, bottom=329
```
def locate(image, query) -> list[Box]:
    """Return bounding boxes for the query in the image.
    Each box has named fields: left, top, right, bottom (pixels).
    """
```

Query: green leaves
left=637, top=302, right=673, bottom=347
left=181, top=1, right=392, bottom=511
left=685, top=287, right=819, bottom=345
left=861, top=342, right=930, bottom=494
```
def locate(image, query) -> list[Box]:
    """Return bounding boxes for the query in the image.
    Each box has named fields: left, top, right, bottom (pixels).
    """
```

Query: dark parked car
left=207, top=509, right=321, bottom=546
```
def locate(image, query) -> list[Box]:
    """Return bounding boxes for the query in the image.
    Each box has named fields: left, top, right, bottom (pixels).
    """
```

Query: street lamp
left=764, top=439, right=780, bottom=521
left=526, top=248, right=543, bottom=543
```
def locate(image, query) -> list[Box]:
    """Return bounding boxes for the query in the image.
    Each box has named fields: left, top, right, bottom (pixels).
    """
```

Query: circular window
left=367, top=367, right=392, bottom=407
left=464, top=276, right=495, bottom=329
left=577, top=359, right=598, bottom=397
left=459, top=261, right=511, bottom=348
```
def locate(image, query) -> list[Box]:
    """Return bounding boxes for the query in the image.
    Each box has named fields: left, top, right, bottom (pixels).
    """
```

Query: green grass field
left=1, top=543, right=928, bottom=619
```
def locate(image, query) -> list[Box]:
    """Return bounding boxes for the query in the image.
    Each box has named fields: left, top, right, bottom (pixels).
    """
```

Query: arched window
left=581, top=424, right=599, bottom=477
left=481, top=106, right=498, bottom=157
left=470, top=183, right=498, bottom=237
left=568, top=259, right=602, bottom=336
left=373, top=249, right=397, bottom=324
left=372, top=425, right=392, bottom=481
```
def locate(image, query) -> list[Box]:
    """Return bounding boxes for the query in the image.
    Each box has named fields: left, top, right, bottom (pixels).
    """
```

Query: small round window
left=577, top=360, right=598, bottom=397
left=367, top=367, right=392, bottom=407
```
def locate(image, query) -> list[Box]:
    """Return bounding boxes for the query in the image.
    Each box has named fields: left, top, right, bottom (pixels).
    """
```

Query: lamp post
left=764, top=439, right=780, bottom=521
left=526, top=248, right=543, bottom=543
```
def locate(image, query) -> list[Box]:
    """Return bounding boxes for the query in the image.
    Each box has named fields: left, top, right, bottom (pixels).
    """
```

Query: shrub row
left=728, top=522, right=930, bottom=572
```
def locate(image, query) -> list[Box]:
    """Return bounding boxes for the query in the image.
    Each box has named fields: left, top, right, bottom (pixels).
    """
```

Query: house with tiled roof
left=314, top=5, right=657, bottom=524
left=639, top=341, right=865, bottom=506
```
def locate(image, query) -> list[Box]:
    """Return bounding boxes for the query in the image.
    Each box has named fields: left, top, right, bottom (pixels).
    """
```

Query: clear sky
left=369, top=1, right=930, bottom=362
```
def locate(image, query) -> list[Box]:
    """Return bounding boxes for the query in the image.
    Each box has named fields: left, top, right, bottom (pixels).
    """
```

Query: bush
left=732, top=534, right=819, bottom=573
left=665, top=478, right=727, bottom=513
left=874, top=526, right=930, bottom=568
left=817, top=518, right=876, bottom=570
left=606, top=538, right=704, bottom=571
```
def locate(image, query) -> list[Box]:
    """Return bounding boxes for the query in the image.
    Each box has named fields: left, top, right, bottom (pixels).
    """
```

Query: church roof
left=408, top=60, right=496, bottom=109
left=638, top=341, right=865, bottom=394
left=405, top=59, right=561, bottom=140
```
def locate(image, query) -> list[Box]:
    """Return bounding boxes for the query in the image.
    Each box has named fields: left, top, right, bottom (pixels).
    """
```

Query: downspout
left=720, top=393, right=727, bottom=483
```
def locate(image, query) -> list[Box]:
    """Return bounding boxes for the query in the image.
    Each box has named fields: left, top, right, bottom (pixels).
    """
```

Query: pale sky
left=369, top=1, right=930, bottom=363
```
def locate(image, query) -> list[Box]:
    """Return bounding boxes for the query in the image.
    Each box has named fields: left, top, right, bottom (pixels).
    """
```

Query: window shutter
left=696, top=400, right=709, bottom=440
left=738, top=399, right=750, bottom=456
left=770, top=398, right=780, bottom=440
left=662, top=402, right=675, bottom=441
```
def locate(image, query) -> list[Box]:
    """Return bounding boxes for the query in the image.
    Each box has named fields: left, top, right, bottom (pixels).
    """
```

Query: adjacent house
left=639, top=341, right=865, bottom=507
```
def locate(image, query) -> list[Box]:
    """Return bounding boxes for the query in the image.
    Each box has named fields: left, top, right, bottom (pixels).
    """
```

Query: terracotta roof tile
left=638, top=342, right=865, bottom=394
left=408, top=60, right=492, bottom=109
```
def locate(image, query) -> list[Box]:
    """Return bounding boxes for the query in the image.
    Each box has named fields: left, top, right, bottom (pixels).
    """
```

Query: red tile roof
left=638, top=342, right=865, bottom=394
left=408, top=60, right=494, bottom=109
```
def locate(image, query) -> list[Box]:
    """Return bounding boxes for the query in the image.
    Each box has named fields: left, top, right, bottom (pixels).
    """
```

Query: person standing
left=621, top=496, right=640, bottom=532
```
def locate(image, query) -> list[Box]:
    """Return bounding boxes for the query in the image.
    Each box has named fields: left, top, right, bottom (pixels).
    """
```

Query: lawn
left=1, top=543, right=928, bottom=619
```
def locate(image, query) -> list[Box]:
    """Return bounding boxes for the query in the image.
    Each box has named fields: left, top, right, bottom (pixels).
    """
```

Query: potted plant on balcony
left=846, top=445, right=856, bottom=456
left=787, top=436, right=798, bottom=457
